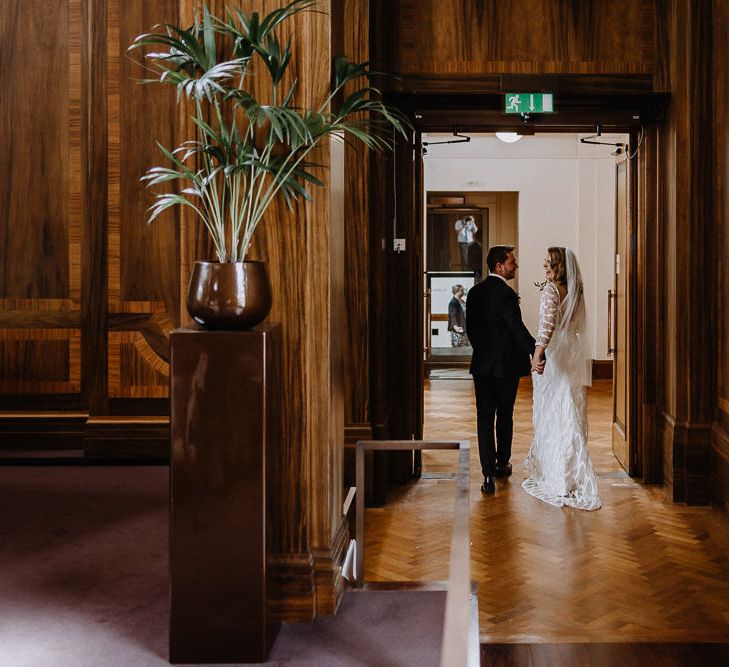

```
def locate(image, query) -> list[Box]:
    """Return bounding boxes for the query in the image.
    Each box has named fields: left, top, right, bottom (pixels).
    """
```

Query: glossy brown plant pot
left=186, top=261, right=272, bottom=330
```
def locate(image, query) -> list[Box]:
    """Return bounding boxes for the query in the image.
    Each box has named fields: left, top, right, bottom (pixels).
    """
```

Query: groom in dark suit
left=466, top=246, right=538, bottom=494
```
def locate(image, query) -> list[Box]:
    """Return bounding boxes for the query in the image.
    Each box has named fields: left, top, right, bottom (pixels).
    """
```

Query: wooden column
left=242, top=0, right=346, bottom=620
left=169, top=325, right=280, bottom=663
left=655, top=0, right=716, bottom=503
left=343, top=0, right=374, bottom=442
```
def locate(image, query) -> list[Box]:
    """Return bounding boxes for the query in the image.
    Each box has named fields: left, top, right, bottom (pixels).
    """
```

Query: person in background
left=448, top=284, right=469, bottom=347
left=467, top=227, right=484, bottom=282
left=455, top=215, right=478, bottom=268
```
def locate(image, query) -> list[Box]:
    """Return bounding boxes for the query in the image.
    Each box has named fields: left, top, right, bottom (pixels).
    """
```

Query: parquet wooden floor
left=364, top=379, right=729, bottom=644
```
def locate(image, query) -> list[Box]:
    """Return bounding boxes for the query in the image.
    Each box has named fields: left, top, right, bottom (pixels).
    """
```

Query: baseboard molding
left=0, top=413, right=87, bottom=449
left=0, top=413, right=170, bottom=460
left=268, top=515, right=351, bottom=622
left=269, top=553, right=316, bottom=623
left=84, top=416, right=169, bottom=459
left=711, top=421, right=729, bottom=521
left=312, top=515, right=350, bottom=615
left=660, top=411, right=712, bottom=505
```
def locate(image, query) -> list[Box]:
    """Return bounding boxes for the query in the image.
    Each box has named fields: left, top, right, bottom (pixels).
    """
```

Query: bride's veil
left=559, top=248, right=585, bottom=334
left=558, top=248, right=591, bottom=386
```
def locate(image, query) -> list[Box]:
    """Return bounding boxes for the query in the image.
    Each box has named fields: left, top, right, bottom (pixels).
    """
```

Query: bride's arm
left=533, top=284, right=559, bottom=370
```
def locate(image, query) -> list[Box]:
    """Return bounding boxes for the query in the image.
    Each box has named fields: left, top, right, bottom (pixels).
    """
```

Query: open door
left=611, top=156, right=631, bottom=472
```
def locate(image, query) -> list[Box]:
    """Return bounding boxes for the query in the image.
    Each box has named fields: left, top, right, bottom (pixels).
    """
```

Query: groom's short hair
left=486, top=245, right=514, bottom=272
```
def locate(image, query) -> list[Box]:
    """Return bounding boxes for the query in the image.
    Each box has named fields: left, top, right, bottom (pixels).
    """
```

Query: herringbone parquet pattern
left=364, top=379, right=729, bottom=643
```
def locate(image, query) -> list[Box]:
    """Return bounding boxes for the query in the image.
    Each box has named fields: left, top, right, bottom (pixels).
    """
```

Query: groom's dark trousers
left=473, top=375, right=520, bottom=477
left=466, top=276, right=536, bottom=478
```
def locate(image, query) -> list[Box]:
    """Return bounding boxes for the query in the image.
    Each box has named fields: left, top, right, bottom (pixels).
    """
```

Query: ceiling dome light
left=495, top=131, right=522, bottom=143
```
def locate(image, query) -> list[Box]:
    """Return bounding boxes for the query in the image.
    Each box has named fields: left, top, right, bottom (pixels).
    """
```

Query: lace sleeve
left=536, top=283, right=560, bottom=348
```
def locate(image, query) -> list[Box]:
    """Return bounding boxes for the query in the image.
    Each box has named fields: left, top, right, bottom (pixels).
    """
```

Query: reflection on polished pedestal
left=169, top=324, right=280, bottom=664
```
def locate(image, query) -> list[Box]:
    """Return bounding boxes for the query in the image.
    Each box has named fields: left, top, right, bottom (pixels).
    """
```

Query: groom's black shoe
left=495, top=463, right=513, bottom=479
left=481, top=476, right=496, bottom=494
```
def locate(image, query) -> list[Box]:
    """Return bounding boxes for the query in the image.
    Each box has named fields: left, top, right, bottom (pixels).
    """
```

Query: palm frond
left=131, top=0, right=411, bottom=262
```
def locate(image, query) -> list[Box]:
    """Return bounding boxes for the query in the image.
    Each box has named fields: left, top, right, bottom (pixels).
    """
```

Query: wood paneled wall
left=1, top=0, right=346, bottom=620
left=0, top=0, right=83, bottom=404
left=386, top=0, right=655, bottom=76
left=0, top=0, right=180, bottom=424
left=343, top=0, right=373, bottom=436
left=653, top=0, right=716, bottom=504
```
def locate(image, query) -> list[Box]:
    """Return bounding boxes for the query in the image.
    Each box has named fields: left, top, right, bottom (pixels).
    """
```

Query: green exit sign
left=504, top=93, right=554, bottom=114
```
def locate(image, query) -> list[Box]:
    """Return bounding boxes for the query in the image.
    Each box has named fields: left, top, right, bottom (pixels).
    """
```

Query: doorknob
left=607, top=289, right=616, bottom=356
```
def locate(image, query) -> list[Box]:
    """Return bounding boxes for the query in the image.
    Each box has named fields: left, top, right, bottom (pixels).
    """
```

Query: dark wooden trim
left=0, top=395, right=85, bottom=411
left=660, top=411, right=678, bottom=499
left=345, top=424, right=374, bottom=445
left=592, top=360, right=613, bottom=381
left=269, top=553, right=316, bottom=623
left=311, top=515, right=349, bottom=615
left=636, top=124, right=662, bottom=483
left=107, top=398, right=169, bottom=416
left=0, top=413, right=87, bottom=449
left=397, top=92, right=670, bottom=133
left=397, top=73, right=655, bottom=95
left=81, top=0, right=108, bottom=417
left=661, top=410, right=713, bottom=505
left=628, top=128, right=641, bottom=478
left=481, top=643, right=729, bottom=664
left=711, top=420, right=729, bottom=521
left=0, top=413, right=169, bottom=458
left=84, top=417, right=169, bottom=459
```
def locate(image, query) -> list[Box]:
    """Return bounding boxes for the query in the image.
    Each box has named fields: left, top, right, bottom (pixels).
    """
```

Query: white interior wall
left=424, top=133, right=625, bottom=361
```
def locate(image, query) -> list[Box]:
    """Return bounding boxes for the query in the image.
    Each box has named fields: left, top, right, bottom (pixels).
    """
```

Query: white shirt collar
left=488, top=272, right=508, bottom=283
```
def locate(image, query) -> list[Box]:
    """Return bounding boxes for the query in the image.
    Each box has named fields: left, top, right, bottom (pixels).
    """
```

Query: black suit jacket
left=466, top=276, right=536, bottom=378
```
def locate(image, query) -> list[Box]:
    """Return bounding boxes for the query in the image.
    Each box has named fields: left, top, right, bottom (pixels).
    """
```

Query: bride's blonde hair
left=547, top=247, right=567, bottom=286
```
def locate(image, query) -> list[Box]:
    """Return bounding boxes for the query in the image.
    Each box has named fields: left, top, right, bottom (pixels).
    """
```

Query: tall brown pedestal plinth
left=169, top=325, right=280, bottom=664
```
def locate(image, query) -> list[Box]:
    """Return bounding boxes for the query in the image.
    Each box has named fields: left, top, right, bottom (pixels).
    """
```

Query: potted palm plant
left=130, top=0, right=408, bottom=328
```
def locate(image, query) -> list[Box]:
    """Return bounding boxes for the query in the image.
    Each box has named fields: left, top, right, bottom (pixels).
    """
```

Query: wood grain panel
left=232, top=0, right=344, bottom=619
left=1, top=1, right=72, bottom=301
left=118, top=1, right=180, bottom=312
left=715, top=0, right=729, bottom=412
left=107, top=0, right=177, bottom=315
left=82, top=0, right=109, bottom=415
left=712, top=0, right=729, bottom=516
left=0, top=329, right=81, bottom=393
left=0, top=0, right=83, bottom=404
left=343, top=0, right=371, bottom=429
left=636, top=125, right=661, bottom=482
left=655, top=0, right=716, bottom=502
left=108, top=331, right=168, bottom=398
left=390, top=0, right=655, bottom=76
left=105, top=0, right=181, bottom=403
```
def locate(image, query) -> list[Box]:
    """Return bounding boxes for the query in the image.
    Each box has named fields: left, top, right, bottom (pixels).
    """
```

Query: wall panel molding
left=387, top=0, right=655, bottom=77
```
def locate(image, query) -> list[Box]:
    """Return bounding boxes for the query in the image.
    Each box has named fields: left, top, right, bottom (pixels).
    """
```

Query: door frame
left=399, top=123, right=660, bottom=484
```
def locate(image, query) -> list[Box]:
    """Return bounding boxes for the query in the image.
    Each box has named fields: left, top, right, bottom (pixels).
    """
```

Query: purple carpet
left=0, top=466, right=445, bottom=666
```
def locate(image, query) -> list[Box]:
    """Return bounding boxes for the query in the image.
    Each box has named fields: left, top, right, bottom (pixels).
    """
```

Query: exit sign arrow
left=504, top=93, right=555, bottom=114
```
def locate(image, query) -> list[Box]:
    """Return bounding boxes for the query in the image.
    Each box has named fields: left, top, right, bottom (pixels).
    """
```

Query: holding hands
left=531, top=346, right=546, bottom=375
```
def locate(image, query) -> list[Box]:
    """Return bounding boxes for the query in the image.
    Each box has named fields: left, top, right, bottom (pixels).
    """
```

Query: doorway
left=419, top=132, right=630, bottom=477
left=424, top=192, right=518, bottom=376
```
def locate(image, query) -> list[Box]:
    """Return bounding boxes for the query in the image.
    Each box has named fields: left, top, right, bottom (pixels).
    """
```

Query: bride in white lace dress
left=522, top=247, right=601, bottom=511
